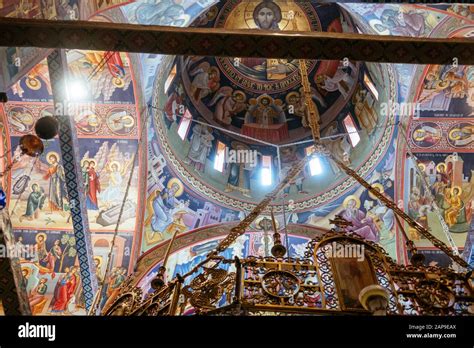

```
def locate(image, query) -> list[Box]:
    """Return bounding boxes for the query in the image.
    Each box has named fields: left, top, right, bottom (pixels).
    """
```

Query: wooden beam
left=0, top=17, right=473, bottom=64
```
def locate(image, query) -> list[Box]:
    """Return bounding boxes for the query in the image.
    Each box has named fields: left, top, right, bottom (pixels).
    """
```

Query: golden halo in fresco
left=8, top=107, right=34, bottom=133
left=81, top=158, right=92, bottom=168
left=36, top=232, right=47, bottom=242
left=106, top=108, right=135, bottom=136
left=26, top=76, right=41, bottom=90
left=167, top=178, right=184, bottom=197
left=108, top=161, right=122, bottom=172
left=436, top=163, right=447, bottom=173
left=21, top=267, right=31, bottom=277
left=45, top=151, right=60, bottom=164
left=112, top=77, right=125, bottom=88
left=413, top=129, right=426, bottom=141
left=94, top=256, right=102, bottom=267
left=343, top=195, right=361, bottom=209
left=368, top=183, right=384, bottom=200
left=417, top=163, right=426, bottom=172
left=75, top=110, right=102, bottom=135
left=451, top=186, right=462, bottom=196
left=449, top=128, right=462, bottom=141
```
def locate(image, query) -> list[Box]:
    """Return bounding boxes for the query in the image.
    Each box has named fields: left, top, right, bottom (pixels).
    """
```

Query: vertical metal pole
left=47, top=49, right=98, bottom=312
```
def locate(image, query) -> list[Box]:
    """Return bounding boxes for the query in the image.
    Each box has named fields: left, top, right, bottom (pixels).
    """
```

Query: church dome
left=152, top=1, right=396, bottom=214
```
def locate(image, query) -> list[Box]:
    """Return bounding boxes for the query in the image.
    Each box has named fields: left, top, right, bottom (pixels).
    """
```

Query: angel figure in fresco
left=340, top=196, right=379, bottom=242
left=43, top=152, right=67, bottom=214
left=189, top=62, right=220, bottom=102
left=99, top=160, right=132, bottom=208
left=209, top=87, right=247, bottom=125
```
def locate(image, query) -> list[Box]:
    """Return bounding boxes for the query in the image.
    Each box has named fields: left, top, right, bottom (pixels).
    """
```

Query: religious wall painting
left=299, top=145, right=398, bottom=259
left=66, top=50, right=135, bottom=104
left=447, top=122, right=474, bottom=149
left=12, top=229, right=80, bottom=315
left=105, top=107, right=137, bottom=136
left=144, top=175, right=240, bottom=249
left=73, top=104, right=138, bottom=137
left=4, top=103, right=55, bottom=137
left=78, top=138, right=139, bottom=231
left=408, top=248, right=462, bottom=269
left=12, top=229, right=133, bottom=315
left=91, top=232, right=133, bottom=310
left=343, top=4, right=445, bottom=37
left=0, top=0, right=135, bottom=21
left=138, top=234, right=249, bottom=294
left=9, top=137, right=73, bottom=231
left=409, top=119, right=474, bottom=151
left=5, top=57, right=52, bottom=102
left=411, top=122, right=442, bottom=148
left=155, top=63, right=395, bottom=212
left=404, top=152, right=473, bottom=248
left=121, top=0, right=218, bottom=27
left=418, top=65, right=474, bottom=117
left=178, top=1, right=356, bottom=145
left=428, top=5, right=474, bottom=20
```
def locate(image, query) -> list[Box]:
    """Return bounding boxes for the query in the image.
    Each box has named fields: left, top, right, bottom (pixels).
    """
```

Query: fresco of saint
left=43, top=152, right=67, bottom=213
left=86, top=160, right=101, bottom=210
left=20, top=183, right=46, bottom=221
left=340, top=196, right=379, bottom=242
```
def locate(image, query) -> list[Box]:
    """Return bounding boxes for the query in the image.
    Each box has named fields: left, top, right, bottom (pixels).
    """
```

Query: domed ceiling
left=153, top=1, right=395, bottom=213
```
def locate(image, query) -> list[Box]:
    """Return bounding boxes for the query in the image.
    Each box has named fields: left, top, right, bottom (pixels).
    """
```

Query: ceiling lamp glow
left=68, top=80, right=88, bottom=100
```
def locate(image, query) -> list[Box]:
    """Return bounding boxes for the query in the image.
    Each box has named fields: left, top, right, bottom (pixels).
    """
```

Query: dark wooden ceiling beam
left=0, top=17, right=473, bottom=64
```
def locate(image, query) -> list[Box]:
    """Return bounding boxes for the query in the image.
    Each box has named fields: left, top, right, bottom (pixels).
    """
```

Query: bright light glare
left=261, top=167, right=272, bottom=186
left=214, top=141, right=226, bottom=172
left=309, top=156, right=322, bottom=176
left=68, top=80, right=88, bottom=100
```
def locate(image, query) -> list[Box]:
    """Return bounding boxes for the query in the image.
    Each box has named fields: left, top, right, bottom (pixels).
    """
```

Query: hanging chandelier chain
left=296, top=56, right=468, bottom=269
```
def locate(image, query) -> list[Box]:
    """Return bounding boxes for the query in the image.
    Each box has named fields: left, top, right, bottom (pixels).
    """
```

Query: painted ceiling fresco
left=144, top=1, right=397, bottom=264
left=1, top=1, right=474, bottom=315
left=0, top=46, right=142, bottom=314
